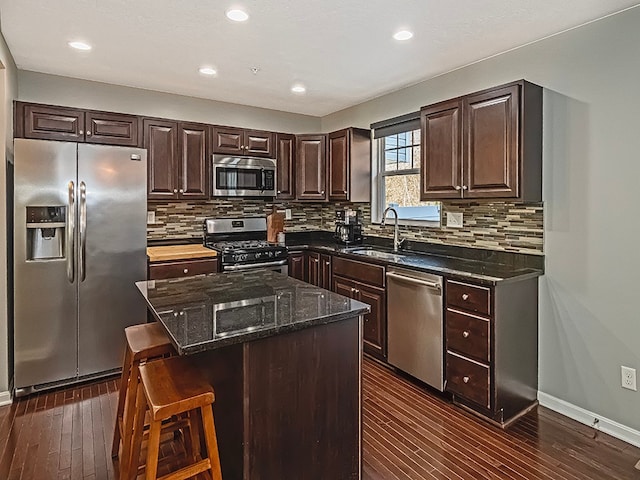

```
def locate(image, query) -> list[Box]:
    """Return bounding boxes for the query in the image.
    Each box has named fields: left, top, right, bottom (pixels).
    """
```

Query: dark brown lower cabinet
left=148, top=258, right=219, bottom=280
left=444, top=276, right=538, bottom=425
left=305, top=252, right=332, bottom=289
left=287, top=252, right=305, bottom=280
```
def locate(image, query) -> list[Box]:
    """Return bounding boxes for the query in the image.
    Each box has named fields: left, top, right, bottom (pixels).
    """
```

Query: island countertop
left=136, top=269, right=370, bottom=355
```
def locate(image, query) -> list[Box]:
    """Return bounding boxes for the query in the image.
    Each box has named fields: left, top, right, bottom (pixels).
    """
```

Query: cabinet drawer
left=332, top=257, right=385, bottom=287
left=149, top=258, right=219, bottom=280
left=446, top=309, right=490, bottom=363
left=446, top=352, right=490, bottom=409
left=446, top=280, right=491, bottom=316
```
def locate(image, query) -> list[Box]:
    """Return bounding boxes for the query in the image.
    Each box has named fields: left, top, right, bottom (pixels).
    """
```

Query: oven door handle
left=223, top=259, right=288, bottom=271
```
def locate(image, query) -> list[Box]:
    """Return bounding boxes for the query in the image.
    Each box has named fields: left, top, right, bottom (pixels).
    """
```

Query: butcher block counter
left=147, top=244, right=219, bottom=280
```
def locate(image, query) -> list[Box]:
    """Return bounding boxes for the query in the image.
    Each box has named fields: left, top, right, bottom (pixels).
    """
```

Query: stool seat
left=125, top=322, right=173, bottom=360
left=141, top=356, right=214, bottom=419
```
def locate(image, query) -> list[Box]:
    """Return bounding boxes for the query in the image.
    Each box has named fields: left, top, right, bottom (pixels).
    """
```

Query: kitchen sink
left=347, top=248, right=407, bottom=262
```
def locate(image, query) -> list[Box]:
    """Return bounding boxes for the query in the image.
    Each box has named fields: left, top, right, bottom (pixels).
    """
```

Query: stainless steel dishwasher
left=386, top=268, right=444, bottom=391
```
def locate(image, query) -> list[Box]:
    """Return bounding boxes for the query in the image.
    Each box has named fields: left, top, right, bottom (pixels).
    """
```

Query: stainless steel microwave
left=212, top=155, right=276, bottom=197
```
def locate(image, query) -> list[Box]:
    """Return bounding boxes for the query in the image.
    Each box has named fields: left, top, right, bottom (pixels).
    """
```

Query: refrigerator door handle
left=67, top=180, right=75, bottom=283
left=79, top=181, right=87, bottom=282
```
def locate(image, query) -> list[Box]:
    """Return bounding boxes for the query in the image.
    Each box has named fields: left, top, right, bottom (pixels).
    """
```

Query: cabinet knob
left=462, top=331, right=470, bottom=338
left=455, top=186, right=461, bottom=191
left=183, top=268, right=189, bottom=274
left=79, top=130, right=84, bottom=135
left=179, top=189, right=184, bottom=193
left=321, top=190, right=325, bottom=195
left=277, top=190, right=282, bottom=194
left=173, top=312, right=178, bottom=317
left=325, top=261, right=330, bottom=266
left=462, top=293, right=469, bottom=300
left=173, top=189, right=178, bottom=193
left=355, top=289, right=360, bottom=294
left=463, top=376, right=470, bottom=384
left=179, top=311, right=185, bottom=316
left=462, top=185, right=468, bottom=190
left=87, top=131, right=92, bottom=136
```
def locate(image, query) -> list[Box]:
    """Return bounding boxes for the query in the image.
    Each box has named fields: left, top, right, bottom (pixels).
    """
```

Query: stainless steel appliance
left=334, top=209, right=363, bottom=245
left=386, top=268, right=444, bottom=391
left=204, top=217, right=288, bottom=273
left=14, top=139, right=148, bottom=396
left=212, top=155, right=276, bottom=197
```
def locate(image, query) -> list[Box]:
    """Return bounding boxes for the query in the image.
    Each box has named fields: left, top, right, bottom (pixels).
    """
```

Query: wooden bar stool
left=126, top=356, right=223, bottom=480
left=111, top=322, right=175, bottom=470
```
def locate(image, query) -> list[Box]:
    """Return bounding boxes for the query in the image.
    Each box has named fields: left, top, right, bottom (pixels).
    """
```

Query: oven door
left=212, top=155, right=276, bottom=197
left=222, top=259, right=288, bottom=275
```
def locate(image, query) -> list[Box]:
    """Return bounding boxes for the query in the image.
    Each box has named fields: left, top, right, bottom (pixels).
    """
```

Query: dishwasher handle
left=386, top=271, right=442, bottom=291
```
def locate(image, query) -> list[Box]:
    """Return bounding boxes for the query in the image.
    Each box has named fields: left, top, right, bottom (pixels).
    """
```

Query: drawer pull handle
left=462, top=331, right=470, bottom=338
left=462, top=293, right=469, bottom=300
left=463, top=376, right=470, bottom=384
left=183, top=268, right=189, bottom=274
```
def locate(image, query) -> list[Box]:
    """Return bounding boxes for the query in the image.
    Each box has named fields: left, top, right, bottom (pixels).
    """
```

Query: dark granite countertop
left=287, top=238, right=543, bottom=285
left=136, top=269, right=370, bottom=355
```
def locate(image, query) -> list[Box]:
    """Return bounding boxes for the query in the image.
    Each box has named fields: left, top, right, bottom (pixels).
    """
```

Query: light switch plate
left=285, top=209, right=292, bottom=220
left=446, top=212, right=463, bottom=228
left=147, top=211, right=155, bottom=224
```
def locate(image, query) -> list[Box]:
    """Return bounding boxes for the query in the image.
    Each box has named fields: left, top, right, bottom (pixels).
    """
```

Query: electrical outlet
left=621, top=366, right=637, bottom=391
left=285, top=208, right=292, bottom=220
left=147, top=211, right=155, bottom=224
left=446, top=212, right=463, bottom=228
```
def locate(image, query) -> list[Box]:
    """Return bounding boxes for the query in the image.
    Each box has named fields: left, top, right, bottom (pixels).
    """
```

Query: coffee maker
left=334, top=208, right=363, bottom=245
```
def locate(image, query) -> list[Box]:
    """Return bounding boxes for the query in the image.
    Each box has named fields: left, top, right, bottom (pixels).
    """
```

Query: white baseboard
left=538, top=391, right=640, bottom=448
left=0, top=390, right=11, bottom=406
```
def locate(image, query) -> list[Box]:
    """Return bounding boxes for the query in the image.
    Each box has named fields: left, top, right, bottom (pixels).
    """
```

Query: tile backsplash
left=148, top=199, right=543, bottom=255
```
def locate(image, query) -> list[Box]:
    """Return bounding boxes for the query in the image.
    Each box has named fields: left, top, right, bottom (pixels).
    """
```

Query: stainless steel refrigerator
left=13, top=139, right=148, bottom=396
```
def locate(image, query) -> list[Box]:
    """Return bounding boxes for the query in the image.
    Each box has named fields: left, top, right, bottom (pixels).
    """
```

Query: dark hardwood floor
left=0, top=358, right=639, bottom=479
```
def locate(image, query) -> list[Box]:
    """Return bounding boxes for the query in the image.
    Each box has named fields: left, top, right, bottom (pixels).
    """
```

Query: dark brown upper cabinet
left=296, top=134, right=327, bottom=201
left=145, top=119, right=209, bottom=201
left=212, top=126, right=275, bottom=158
left=328, top=128, right=371, bottom=202
left=16, top=102, right=140, bottom=147
left=276, top=133, right=296, bottom=200
left=420, top=80, right=542, bottom=202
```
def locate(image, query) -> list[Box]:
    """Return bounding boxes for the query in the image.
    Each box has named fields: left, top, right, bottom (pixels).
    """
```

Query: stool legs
left=201, top=405, right=223, bottom=480
left=111, top=345, right=132, bottom=458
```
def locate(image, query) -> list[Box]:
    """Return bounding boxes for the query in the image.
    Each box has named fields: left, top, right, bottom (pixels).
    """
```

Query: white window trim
left=371, top=137, right=441, bottom=227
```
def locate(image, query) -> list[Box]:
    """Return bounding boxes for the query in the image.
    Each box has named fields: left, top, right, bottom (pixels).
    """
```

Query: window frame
left=371, top=131, right=441, bottom=228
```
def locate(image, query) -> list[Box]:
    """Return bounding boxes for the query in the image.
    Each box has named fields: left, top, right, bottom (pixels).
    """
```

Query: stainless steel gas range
left=203, top=217, right=288, bottom=274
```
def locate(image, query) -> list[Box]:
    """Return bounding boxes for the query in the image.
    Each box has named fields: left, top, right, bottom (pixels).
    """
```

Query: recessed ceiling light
left=393, top=30, right=413, bottom=41
left=68, top=41, right=92, bottom=51
left=226, top=8, right=249, bottom=22
left=291, top=84, right=306, bottom=94
left=199, top=66, right=217, bottom=76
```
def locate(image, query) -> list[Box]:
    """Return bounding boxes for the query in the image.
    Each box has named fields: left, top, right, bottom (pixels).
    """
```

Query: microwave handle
left=260, top=168, right=265, bottom=192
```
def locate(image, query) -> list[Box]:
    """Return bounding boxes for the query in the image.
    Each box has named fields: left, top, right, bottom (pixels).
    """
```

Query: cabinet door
left=464, top=84, right=520, bottom=198
left=356, top=283, right=386, bottom=358
left=296, top=134, right=327, bottom=201
left=212, top=126, right=243, bottom=155
left=178, top=123, right=209, bottom=199
left=420, top=100, right=462, bottom=199
left=320, top=254, right=333, bottom=291
left=288, top=252, right=305, bottom=281
left=328, top=130, right=349, bottom=201
left=333, top=276, right=354, bottom=299
left=276, top=134, right=296, bottom=199
left=144, top=119, right=179, bottom=200
left=85, top=111, right=140, bottom=147
left=23, top=104, right=85, bottom=142
left=245, top=130, right=275, bottom=158
left=305, top=252, right=321, bottom=285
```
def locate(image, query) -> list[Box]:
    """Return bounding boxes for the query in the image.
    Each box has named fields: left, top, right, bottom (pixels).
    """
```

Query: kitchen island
left=136, top=269, right=370, bottom=480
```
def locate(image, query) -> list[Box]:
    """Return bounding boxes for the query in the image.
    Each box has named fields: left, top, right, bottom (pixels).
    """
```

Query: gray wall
left=324, top=7, right=640, bottom=431
left=0, top=24, right=17, bottom=396
left=18, top=71, right=322, bottom=134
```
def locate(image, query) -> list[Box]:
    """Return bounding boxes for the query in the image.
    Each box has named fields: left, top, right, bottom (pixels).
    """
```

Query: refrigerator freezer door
left=14, top=139, right=79, bottom=389
left=77, top=144, right=148, bottom=377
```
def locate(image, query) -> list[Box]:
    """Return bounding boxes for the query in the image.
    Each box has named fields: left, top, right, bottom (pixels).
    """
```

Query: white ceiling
left=1, top=0, right=638, bottom=116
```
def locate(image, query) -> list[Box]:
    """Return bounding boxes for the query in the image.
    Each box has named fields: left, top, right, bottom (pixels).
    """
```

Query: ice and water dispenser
left=26, top=206, right=66, bottom=260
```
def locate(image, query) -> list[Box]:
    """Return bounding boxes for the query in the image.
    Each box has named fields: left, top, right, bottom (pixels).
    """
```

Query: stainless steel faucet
left=381, top=206, right=405, bottom=252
